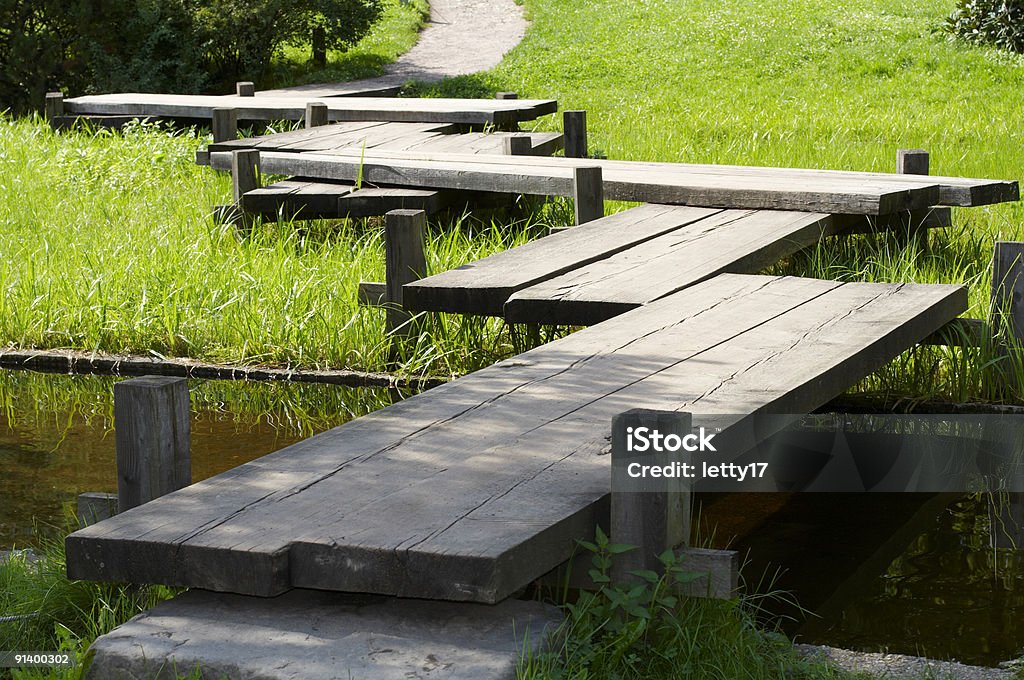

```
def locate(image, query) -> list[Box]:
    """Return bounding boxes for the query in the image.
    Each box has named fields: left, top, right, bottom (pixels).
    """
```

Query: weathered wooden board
left=202, top=122, right=564, bottom=160
left=64, top=93, right=559, bottom=126
left=404, top=204, right=722, bottom=316
left=66, top=274, right=966, bottom=602
left=504, top=210, right=843, bottom=325
left=207, top=149, right=943, bottom=215
left=240, top=181, right=450, bottom=219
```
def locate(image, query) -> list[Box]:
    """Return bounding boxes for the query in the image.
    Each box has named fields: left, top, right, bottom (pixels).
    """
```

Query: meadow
left=3, top=1, right=1024, bottom=677
left=3, top=0, right=1023, bottom=402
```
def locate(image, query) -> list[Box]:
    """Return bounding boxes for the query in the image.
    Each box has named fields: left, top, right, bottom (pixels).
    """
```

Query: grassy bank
left=2, top=0, right=1024, bottom=400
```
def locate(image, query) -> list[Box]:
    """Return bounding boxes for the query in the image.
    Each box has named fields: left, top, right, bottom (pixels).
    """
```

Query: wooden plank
left=404, top=204, right=722, bottom=316
left=241, top=181, right=449, bottom=220
left=207, top=150, right=946, bottom=215
left=65, top=93, right=559, bottom=126
left=206, top=122, right=450, bottom=154
left=65, top=275, right=966, bottom=601
left=222, top=148, right=1012, bottom=209
left=240, top=180, right=353, bottom=218
left=573, top=166, right=604, bottom=224
left=504, top=210, right=841, bottom=325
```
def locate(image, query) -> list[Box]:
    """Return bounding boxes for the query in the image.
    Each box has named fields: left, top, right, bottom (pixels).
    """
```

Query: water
left=4, top=371, right=1024, bottom=666
left=0, top=371, right=396, bottom=548
left=699, top=492, right=1024, bottom=666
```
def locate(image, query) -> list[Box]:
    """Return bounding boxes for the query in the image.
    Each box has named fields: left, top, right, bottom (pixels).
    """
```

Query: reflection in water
left=700, top=493, right=1024, bottom=667
left=0, top=371, right=400, bottom=548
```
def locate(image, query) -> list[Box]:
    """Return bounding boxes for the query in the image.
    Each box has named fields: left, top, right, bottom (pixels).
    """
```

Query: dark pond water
left=0, top=371, right=397, bottom=548
left=3, top=370, right=1024, bottom=667
left=698, top=492, right=1024, bottom=666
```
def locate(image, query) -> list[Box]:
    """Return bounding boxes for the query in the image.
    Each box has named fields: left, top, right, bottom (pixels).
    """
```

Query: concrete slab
left=84, top=589, right=562, bottom=680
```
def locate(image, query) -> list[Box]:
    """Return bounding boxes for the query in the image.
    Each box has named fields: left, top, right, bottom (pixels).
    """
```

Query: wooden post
left=496, top=92, right=519, bottom=100
left=385, top=209, right=428, bottom=337
left=305, top=102, right=329, bottom=128
left=503, top=135, right=532, bottom=156
left=212, top=108, right=238, bottom=143
left=573, top=166, right=604, bottom=225
left=231, top=149, right=261, bottom=203
left=236, top=81, right=256, bottom=97
left=895, top=148, right=930, bottom=250
left=897, top=149, right=929, bottom=176
left=992, top=241, right=1024, bottom=341
left=563, top=110, right=588, bottom=158
left=611, top=409, right=691, bottom=584
left=114, top=376, right=191, bottom=513
left=44, top=92, right=64, bottom=120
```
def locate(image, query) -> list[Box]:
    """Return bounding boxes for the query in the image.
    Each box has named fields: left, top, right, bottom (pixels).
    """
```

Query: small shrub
left=946, top=0, right=1024, bottom=53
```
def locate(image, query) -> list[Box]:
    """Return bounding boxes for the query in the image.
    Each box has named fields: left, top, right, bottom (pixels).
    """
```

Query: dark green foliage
left=193, top=0, right=382, bottom=85
left=0, top=0, right=383, bottom=114
left=947, top=0, right=1024, bottom=53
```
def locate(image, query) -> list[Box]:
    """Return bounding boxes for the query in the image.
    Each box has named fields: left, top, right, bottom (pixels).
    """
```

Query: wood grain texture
left=65, top=93, right=559, bottom=125
left=404, top=204, right=723, bottom=316
left=211, top=108, right=237, bottom=143
left=231, top=150, right=261, bottom=204
left=573, top=166, right=604, bottom=224
left=66, top=275, right=966, bottom=602
left=505, top=210, right=842, bottom=325
left=206, top=149, right=951, bottom=215
left=113, top=376, right=191, bottom=513
left=385, top=210, right=428, bottom=336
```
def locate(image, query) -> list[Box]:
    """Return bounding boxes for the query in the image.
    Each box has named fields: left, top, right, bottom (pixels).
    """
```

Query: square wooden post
left=385, top=209, right=428, bottom=338
left=992, top=241, right=1024, bottom=341
left=212, top=107, right=238, bottom=143
left=611, top=409, right=692, bottom=584
left=114, top=377, right=191, bottom=512
left=305, top=102, right=329, bottom=128
left=573, top=166, right=604, bottom=225
left=504, top=135, right=532, bottom=156
left=236, top=81, right=255, bottom=97
left=563, top=110, right=588, bottom=158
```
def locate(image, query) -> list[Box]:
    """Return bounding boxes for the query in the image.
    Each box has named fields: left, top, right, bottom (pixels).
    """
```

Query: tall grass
left=0, top=117, right=562, bottom=378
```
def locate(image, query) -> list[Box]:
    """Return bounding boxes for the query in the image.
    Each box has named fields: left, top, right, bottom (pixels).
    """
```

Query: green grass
left=518, top=528, right=859, bottom=680
left=4, top=0, right=1024, bottom=399
left=0, top=117, right=564, bottom=378
left=0, top=533, right=180, bottom=680
left=265, top=0, right=430, bottom=88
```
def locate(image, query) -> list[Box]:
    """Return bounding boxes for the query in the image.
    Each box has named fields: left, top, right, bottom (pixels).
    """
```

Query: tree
left=193, top=0, right=382, bottom=83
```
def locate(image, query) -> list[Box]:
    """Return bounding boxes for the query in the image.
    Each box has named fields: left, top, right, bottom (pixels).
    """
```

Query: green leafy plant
left=521, top=528, right=842, bottom=679
left=946, top=0, right=1024, bottom=53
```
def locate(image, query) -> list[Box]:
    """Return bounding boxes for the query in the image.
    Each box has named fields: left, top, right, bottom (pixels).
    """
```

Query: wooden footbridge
left=59, top=94, right=1019, bottom=649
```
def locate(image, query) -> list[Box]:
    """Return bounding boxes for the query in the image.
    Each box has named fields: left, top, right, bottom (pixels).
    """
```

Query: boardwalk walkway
left=66, top=274, right=966, bottom=602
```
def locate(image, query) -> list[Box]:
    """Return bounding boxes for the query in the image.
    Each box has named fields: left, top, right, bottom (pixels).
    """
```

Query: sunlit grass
left=267, top=0, right=430, bottom=88
left=0, top=117, right=564, bottom=378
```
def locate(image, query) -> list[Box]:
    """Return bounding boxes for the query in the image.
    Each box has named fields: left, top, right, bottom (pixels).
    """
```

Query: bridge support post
left=385, top=209, right=428, bottom=340
left=236, top=81, right=255, bottom=97
left=610, top=409, right=691, bottom=584
left=212, top=107, right=238, bottom=143
left=114, top=376, right=191, bottom=513
left=563, top=110, right=588, bottom=158
left=305, top=102, right=329, bottom=128
left=573, top=166, right=604, bottom=225
left=992, top=241, right=1024, bottom=342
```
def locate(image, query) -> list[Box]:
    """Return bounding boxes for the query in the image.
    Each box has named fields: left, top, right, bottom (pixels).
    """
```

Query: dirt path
left=262, top=0, right=527, bottom=97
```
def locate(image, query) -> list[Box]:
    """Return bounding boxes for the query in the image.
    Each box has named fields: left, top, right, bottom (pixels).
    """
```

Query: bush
left=0, top=0, right=383, bottom=114
left=189, top=0, right=383, bottom=87
left=947, top=0, right=1024, bottom=53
